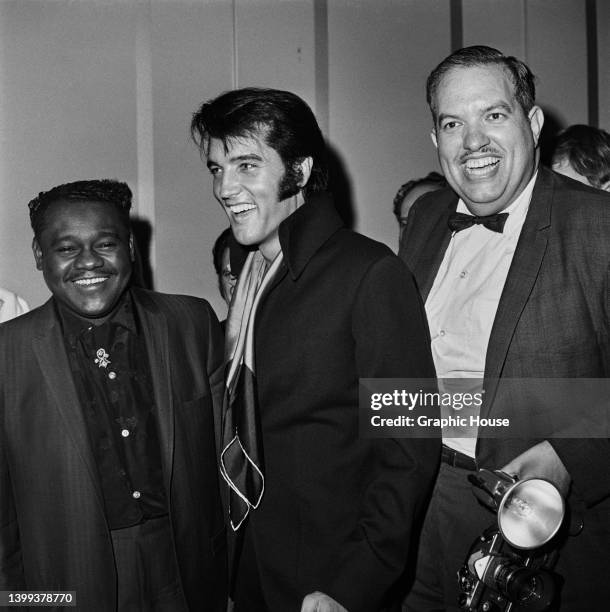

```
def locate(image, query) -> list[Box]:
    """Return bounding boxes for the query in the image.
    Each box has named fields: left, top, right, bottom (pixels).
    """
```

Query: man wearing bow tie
left=0, top=180, right=227, bottom=610
left=399, top=46, right=610, bottom=611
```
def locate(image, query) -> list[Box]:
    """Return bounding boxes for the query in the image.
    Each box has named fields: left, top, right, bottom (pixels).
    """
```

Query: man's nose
left=74, top=248, right=104, bottom=269
left=462, top=124, right=490, bottom=151
left=218, top=170, right=240, bottom=200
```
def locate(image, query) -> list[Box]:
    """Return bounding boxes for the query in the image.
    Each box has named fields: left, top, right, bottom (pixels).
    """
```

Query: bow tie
left=448, top=211, right=509, bottom=233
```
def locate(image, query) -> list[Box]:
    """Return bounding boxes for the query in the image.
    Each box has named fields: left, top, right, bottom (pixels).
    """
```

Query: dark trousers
left=402, top=462, right=494, bottom=612
left=232, top=524, right=269, bottom=612
left=111, top=516, right=188, bottom=612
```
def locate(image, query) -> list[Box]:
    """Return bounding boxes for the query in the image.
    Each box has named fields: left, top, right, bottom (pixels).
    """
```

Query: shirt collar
left=56, top=289, right=137, bottom=342
left=456, top=170, right=538, bottom=237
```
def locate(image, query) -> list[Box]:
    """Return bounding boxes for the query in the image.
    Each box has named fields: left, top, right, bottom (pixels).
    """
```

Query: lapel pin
left=94, top=348, right=111, bottom=368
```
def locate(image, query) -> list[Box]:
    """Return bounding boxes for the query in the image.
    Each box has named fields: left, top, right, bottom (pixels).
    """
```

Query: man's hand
left=301, top=592, right=348, bottom=612
left=501, top=440, right=571, bottom=497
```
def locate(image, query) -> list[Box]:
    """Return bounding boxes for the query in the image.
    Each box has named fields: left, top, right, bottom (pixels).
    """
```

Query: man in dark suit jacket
left=399, top=46, right=609, bottom=611
left=191, top=88, right=439, bottom=612
left=0, top=180, right=227, bottom=610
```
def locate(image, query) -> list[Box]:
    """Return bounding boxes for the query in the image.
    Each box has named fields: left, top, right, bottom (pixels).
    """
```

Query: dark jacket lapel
left=279, top=192, right=344, bottom=281
left=228, top=194, right=345, bottom=304
left=482, top=169, right=552, bottom=413
left=131, top=288, right=174, bottom=491
left=31, top=300, right=104, bottom=506
left=399, top=189, right=456, bottom=301
left=257, top=192, right=344, bottom=298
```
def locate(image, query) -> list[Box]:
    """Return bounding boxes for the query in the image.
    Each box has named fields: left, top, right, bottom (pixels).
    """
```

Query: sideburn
left=278, top=161, right=303, bottom=200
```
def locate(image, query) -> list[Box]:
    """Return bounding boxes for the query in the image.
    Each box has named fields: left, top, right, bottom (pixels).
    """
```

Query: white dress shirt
left=425, top=173, right=537, bottom=456
left=0, top=287, right=29, bottom=323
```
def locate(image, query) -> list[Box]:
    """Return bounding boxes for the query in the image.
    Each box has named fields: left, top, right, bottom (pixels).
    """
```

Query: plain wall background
left=1, top=0, right=607, bottom=320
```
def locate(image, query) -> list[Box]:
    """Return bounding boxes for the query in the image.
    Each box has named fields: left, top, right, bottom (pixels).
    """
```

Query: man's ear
left=297, top=156, right=313, bottom=188
left=528, top=105, right=544, bottom=147
left=32, top=237, right=43, bottom=271
left=430, top=128, right=438, bottom=149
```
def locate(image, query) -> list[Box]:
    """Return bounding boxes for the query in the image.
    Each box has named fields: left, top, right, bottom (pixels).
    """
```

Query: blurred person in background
left=393, top=171, right=446, bottom=245
left=0, top=286, right=29, bottom=323
left=212, top=227, right=237, bottom=307
left=551, top=124, right=610, bottom=191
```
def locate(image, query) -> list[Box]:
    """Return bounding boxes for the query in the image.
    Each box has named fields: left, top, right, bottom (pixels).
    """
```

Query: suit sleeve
left=0, top=412, right=24, bottom=589
left=326, top=255, right=440, bottom=612
left=550, top=261, right=610, bottom=506
left=202, top=303, right=225, bottom=456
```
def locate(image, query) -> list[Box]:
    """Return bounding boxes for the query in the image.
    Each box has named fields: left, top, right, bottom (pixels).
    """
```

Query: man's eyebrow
left=437, top=112, right=458, bottom=125
left=483, top=102, right=513, bottom=114
left=437, top=102, right=514, bottom=125
left=95, top=230, right=123, bottom=238
left=207, top=153, right=264, bottom=168
left=50, top=229, right=122, bottom=243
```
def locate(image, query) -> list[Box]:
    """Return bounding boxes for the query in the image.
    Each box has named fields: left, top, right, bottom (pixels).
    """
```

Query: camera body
left=458, top=470, right=564, bottom=611
left=458, top=525, right=559, bottom=611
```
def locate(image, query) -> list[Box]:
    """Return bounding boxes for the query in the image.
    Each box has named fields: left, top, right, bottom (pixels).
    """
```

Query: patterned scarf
left=220, top=249, right=284, bottom=530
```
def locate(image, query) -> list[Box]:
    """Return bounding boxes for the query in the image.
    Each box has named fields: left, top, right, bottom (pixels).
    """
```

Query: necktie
left=448, top=211, right=508, bottom=233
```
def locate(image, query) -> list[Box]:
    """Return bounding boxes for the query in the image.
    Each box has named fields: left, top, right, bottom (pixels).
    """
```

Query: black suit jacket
left=399, top=167, right=610, bottom=600
left=0, top=288, right=227, bottom=610
left=239, top=194, right=439, bottom=612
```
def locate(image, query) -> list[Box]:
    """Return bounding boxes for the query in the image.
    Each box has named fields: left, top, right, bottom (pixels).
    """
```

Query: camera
left=457, top=470, right=564, bottom=611
left=458, top=524, right=560, bottom=611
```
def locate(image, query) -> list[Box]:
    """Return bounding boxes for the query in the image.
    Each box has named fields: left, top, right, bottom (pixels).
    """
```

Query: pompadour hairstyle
left=426, top=45, right=537, bottom=123
left=393, top=171, right=447, bottom=218
left=28, top=179, right=132, bottom=238
left=552, top=124, right=610, bottom=189
left=191, top=87, right=328, bottom=197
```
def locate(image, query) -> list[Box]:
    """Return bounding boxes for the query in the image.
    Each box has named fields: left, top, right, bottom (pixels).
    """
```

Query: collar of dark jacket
left=226, top=191, right=344, bottom=281
left=278, top=191, right=344, bottom=280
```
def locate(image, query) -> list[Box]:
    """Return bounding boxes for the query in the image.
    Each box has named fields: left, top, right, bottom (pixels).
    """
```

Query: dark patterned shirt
left=57, top=292, right=167, bottom=529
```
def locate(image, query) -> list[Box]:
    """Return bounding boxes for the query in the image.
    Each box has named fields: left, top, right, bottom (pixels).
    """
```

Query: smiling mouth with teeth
left=73, top=277, right=108, bottom=286
left=229, top=203, right=257, bottom=215
left=464, top=157, right=500, bottom=173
